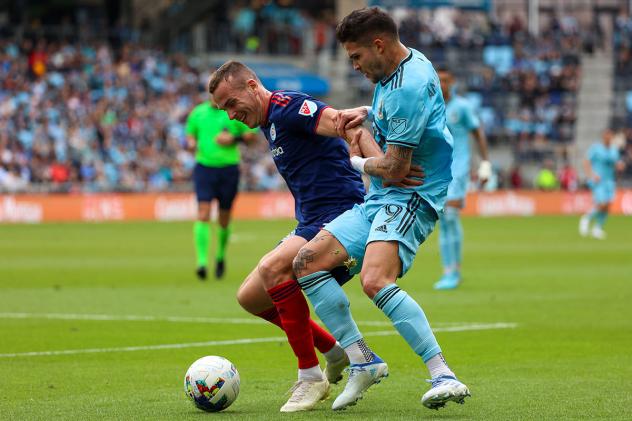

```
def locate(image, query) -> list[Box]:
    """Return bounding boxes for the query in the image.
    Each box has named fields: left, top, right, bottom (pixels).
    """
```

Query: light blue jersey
left=368, top=48, right=453, bottom=215
left=446, top=95, right=480, bottom=178
left=587, top=142, right=620, bottom=204
left=324, top=48, right=453, bottom=276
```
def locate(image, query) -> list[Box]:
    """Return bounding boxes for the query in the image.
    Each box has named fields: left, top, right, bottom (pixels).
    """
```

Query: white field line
left=0, top=322, right=517, bottom=359
left=0, top=312, right=471, bottom=327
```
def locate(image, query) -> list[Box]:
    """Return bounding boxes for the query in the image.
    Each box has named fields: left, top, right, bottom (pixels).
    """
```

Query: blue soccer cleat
left=421, top=375, right=470, bottom=409
left=331, top=353, right=388, bottom=410
left=433, top=272, right=460, bottom=290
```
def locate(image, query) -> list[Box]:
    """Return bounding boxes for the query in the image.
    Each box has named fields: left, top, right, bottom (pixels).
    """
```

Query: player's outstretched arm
left=335, top=106, right=371, bottom=137
left=317, top=108, right=423, bottom=187
left=316, top=108, right=383, bottom=158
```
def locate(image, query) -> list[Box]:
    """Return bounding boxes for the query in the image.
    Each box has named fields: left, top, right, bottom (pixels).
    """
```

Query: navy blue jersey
left=261, top=91, right=365, bottom=226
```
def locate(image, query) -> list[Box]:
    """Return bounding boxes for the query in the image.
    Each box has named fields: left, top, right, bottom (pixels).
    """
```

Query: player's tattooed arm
left=363, top=144, right=413, bottom=182
left=347, top=131, right=424, bottom=187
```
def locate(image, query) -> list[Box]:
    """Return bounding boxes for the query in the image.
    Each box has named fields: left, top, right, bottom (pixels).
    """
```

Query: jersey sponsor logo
left=270, top=123, right=276, bottom=141
left=374, top=224, right=387, bottom=233
left=298, top=100, right=317, bottom=117
left=271, top=146, right=284, bottom=158
left=390, top=118, right=408, bottom=136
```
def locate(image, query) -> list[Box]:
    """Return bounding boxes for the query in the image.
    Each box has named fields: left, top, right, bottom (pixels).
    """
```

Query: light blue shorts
left=446, top=171, right=468, bottom=201
left=323, top=193, right=438, bottom=277
left=591, top=180, right=615, bottom=205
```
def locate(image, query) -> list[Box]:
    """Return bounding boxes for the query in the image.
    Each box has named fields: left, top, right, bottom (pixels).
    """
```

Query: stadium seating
left=611, top=14, right=632, bottom=182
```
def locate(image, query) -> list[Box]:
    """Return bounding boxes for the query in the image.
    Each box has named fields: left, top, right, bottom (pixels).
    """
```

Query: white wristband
left=350, top=156, right=373, bottom=174
left=478, top=160, right=492, bottom=180
left=363, top=106, right=373, bottom=122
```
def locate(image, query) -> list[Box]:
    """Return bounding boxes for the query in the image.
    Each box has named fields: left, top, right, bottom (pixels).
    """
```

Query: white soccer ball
left=184, top=356, right=240, bottom=412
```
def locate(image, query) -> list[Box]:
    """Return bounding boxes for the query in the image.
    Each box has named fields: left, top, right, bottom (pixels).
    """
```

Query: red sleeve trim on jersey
left=313, top=105, right=331, bottom=135
left=262, top=91, right=280, bottom=127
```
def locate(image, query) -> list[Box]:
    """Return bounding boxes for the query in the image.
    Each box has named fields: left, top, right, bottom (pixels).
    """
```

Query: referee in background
left=186, top=97, right=259, bottom=280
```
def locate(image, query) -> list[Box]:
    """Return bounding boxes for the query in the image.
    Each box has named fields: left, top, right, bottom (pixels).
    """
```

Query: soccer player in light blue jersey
left=433, top=67, right=491, bottom=290
left=579, top=129, right=625, bottom=239
left=292, top=7, right=470, bottom=412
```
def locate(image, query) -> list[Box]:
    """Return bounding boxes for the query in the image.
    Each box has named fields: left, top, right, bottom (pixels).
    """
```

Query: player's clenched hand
left=336, top=107, right=368, bottom=137
left=383, top=165, right=425, bottom=188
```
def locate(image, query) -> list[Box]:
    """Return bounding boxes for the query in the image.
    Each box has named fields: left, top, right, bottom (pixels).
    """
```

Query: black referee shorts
left=193, top=163, right=240, bottom=210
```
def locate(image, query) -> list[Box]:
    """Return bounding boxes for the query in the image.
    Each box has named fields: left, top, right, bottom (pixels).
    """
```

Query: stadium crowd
left=0, top=37, right=285, bottom=193
left=388, top=9, right=583, bottom=161
left=613, top=11, right=632, bottom=181
left=2, top=4, right=631, bottom=193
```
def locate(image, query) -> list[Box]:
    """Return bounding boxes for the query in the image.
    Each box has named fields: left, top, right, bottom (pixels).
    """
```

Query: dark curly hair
left=336, top=7, right=398, bottom=45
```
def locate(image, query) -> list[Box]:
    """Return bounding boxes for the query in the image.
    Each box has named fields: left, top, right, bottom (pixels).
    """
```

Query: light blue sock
left=586, top=208, right=598, bottom=223
left=446, top=207, right=463, bottom=271
left=373, top=284, right=441, bottom=362
left=438, top=214, right=455, bottom=273
left=298, top=271, right=362, bottom=348
left=595, top=211, right=608, bottom=228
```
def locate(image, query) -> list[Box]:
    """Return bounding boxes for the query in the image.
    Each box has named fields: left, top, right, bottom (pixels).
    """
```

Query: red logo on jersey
left=298, top=100, right=317, bottom=117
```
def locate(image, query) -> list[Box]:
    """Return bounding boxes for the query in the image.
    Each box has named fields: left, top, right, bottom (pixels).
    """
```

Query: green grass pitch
left=1, top=216, right=631, bottom=420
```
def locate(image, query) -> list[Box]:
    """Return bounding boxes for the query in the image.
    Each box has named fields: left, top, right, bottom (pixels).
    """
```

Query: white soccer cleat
left=280, top=379, right=330, bottom=412
left=579, top=215, right=590, bottom=237
left=331, top=356, right=388, bottom=410
left=421, top=375, right=470, bottom=410
left=591, top=226, right=606, bottom=240
left=324, top=348, right=350, bottom=384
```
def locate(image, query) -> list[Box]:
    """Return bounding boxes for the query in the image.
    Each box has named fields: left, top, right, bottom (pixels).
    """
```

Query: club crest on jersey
left=270, top=123, right=276, bottom=141
left=298, top=100, right=317, bottom=117
left=390, top=118, right=407, bottom=136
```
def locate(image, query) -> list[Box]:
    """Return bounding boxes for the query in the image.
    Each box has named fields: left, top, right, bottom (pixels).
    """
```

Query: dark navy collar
left=380, top=49, right=413, bottom=86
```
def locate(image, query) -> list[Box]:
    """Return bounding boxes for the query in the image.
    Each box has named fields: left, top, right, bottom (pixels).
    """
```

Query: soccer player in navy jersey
left=208, top=61, right=422, bottom=412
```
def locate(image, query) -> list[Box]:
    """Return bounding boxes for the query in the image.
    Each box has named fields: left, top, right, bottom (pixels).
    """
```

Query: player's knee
left=257, top=255, right=292, bottom=289
left=236, top=282, right=254, bottom=313
left=360, top=268, right=388, bottom=299
left=197, top=205, right=211, bottom=221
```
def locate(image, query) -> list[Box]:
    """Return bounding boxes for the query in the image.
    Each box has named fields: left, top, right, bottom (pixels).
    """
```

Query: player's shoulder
left=402, top=49, right=436, bottom=86
left=269, top=90, right=314, bottom=113
left=383, top=49, right=437, bottom=98
left=588, top=142, right=602, bottom=155
left=269, top=90, right=325, bottom=123
left=452, top=95, right=470, bottom=106
left=452, top=95, right=475, bottom=113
